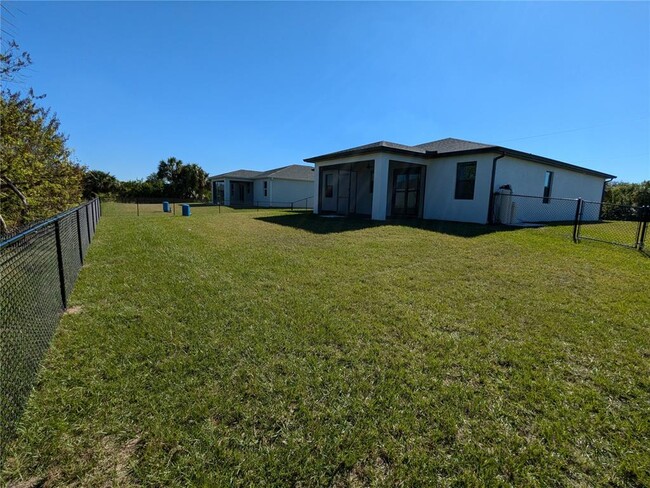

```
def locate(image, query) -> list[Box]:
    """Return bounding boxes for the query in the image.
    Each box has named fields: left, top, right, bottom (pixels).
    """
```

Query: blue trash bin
left=182, top=204, right=191, bottom=217
left=162, top=201, right=170, bottom=213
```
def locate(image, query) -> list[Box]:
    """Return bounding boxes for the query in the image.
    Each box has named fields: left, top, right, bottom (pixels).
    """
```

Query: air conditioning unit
left=496, top=187, right=513, bottom=224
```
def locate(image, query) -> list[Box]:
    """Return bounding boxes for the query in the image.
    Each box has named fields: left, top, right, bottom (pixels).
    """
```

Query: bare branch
left=0, top=174, right=28, bottom=207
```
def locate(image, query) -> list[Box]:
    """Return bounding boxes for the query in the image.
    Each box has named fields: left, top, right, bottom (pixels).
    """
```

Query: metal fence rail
left=577, top=200, right=648, bottom=250
left=105, top=196, right=314, bottom=215
left=0, top=198, right=101, bottom=460
left=493, top=191, right=648, bottom=254
left=493, top=192, right=580, bottom=227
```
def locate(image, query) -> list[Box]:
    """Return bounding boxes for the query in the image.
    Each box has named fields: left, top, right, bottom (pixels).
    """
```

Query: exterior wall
left=314, top=152, right=491, bottom=222
left=212, top=174, right=314, bottom=207
left=253, top=179, right=271, bottom=207
left=313, top=165, right=320, bottom=214
left=371, top=155, right=390, bottom=220
left=423, top=153, right=495, bottom=224
left=494, top=156, right=606, bottom=222
left=312, top=150, right=608, bottom=224
left=494, top=156, right=605, bottom=200
left=268, top=179, right=313, bottom=207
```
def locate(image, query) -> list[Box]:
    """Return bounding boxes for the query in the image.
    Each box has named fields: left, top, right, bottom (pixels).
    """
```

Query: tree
left=177, top=163, right=209, bottom=199
left=0, top=42, right=83, bottom=232
left=156, top=157, right=184, bottom=187
left=602, top=181, right=650, bottom=220
left=83, top=170, right=120, bottom=198
left=0, top=41, right=31, bottom=83
left=150, top=157, right=208, bottom=199
left=604, top=181, right=650, bottom=207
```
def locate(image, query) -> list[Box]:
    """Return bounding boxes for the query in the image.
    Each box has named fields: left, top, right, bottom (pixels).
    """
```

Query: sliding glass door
left=391, top=167, right=422, bottom=217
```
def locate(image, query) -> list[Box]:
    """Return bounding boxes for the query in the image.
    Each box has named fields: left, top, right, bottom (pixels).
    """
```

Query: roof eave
left=304, top=145, right=425, bottom=163
left=496, top=148, right=616, bottom=179
left=421, top=146, right=615, bottom=179
left=304, top=143, right=615, bottom=179
left=207, top=175, right=256, bottom=181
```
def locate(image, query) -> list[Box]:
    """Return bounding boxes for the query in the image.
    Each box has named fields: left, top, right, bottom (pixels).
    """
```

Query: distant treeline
left=84, top=158, right=209, bottom=201
left=603, top=181, right=650, bottom=207
left=1, top=40, right=209, bottom=232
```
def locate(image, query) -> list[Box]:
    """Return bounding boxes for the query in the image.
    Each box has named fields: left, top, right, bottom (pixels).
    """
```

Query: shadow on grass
left=187, top=203, right=216, bottom=208
left=256, top=212, right=520, bottom=238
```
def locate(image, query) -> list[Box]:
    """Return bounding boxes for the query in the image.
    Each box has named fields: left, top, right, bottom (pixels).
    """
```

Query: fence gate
left=575, top=200, right=648, bottom=254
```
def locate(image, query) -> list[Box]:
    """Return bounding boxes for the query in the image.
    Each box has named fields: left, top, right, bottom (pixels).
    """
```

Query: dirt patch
left=63, top=305, right=83, bottom=315
left=114, top=436, right=142, bottom=485
left=7, top=477, right=46, bottom=488
left=331, top=454, right=391, bottom=487
left=78, top=435, right=142, bottom=487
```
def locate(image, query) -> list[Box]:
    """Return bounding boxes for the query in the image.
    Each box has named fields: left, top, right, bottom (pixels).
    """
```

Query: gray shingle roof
left=255, top=164, right=314, bottom=181
left=413, top=137, right=495, bottom=153
left=304, top=137, right=615, bottom=179
left=305, top=141, right=425, bottom=162
left=209, top=164, right=313, bottom=181
left=209, top=169, right=262, bottom=180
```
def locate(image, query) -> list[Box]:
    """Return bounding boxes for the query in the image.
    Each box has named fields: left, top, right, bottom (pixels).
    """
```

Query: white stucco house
left=304, top=137, right=615, bottom=224
left=208, top=164, right=314, bottom=207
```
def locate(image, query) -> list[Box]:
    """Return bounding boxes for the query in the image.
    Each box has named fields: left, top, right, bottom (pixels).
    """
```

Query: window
left=455, top=162, right=477, bottom=200
left=214, top=181, right=225, bottom=204
left=325, top=174, right=334, bottom=198
left=543, top=171, right=553, bottom=203
left=263, top=181, right=268, bottom=197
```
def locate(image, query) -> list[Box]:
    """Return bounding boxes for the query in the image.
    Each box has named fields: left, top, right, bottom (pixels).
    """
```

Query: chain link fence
left=577, top=200, right=648, bottom=252
left=110, top=196, right=208, bottom=216
left=0, top=198, right=101, bottom=460
left=493, top=191, right=648, bottom=254
left=493, top=192, right=580, bottom=227
left=103, top=196, right=314, bottom=216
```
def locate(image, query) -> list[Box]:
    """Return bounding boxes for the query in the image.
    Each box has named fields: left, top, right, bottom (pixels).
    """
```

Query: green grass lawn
left=3, top=203, right=649, bottom=486
left=578, top=220, right=644, bottom=248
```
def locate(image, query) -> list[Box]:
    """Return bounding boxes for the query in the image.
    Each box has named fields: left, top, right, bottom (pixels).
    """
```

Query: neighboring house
left=304, top=137, right=615, bottom=224
left=208, top=164, right=314, bottom=207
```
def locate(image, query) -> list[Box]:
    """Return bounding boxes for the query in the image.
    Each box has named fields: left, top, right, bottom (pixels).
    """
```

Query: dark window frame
left=263, top=180, right=268, bottom=197
left=325, top=173, right=334, bottom=198
left=454, top=161, right=477, bottom=200
left=542, top=171, right=553, bottom=204
left=391, top=166, right=423, bottom=217
left=213, top=181, right=225, bottom=204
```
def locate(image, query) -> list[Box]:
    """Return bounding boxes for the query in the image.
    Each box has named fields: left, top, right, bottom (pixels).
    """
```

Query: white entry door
left=321, top=170, right=338, bottom=212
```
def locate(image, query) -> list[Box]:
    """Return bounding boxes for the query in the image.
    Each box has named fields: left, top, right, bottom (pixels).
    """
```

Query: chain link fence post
left=638, top=206, right=648, bottom=252
left=85, top=202, right=92, bottom=243
left=54, top=220, right=67, bottom=309
left=76, top=208, right=84, bottom=265
left=572, top=198, right=582, bottom=243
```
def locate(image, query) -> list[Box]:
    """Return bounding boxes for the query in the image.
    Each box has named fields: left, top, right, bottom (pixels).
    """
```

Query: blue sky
left=4, top=1, right=649, bottom=182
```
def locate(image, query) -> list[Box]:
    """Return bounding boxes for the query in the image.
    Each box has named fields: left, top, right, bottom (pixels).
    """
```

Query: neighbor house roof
left=254, top=164, right=314, bottom=181
left=209, top=164, right=313, bottom=181
left=304, top=137, right=615, bottom=179
left=208, top=169, right=262, bottom=180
